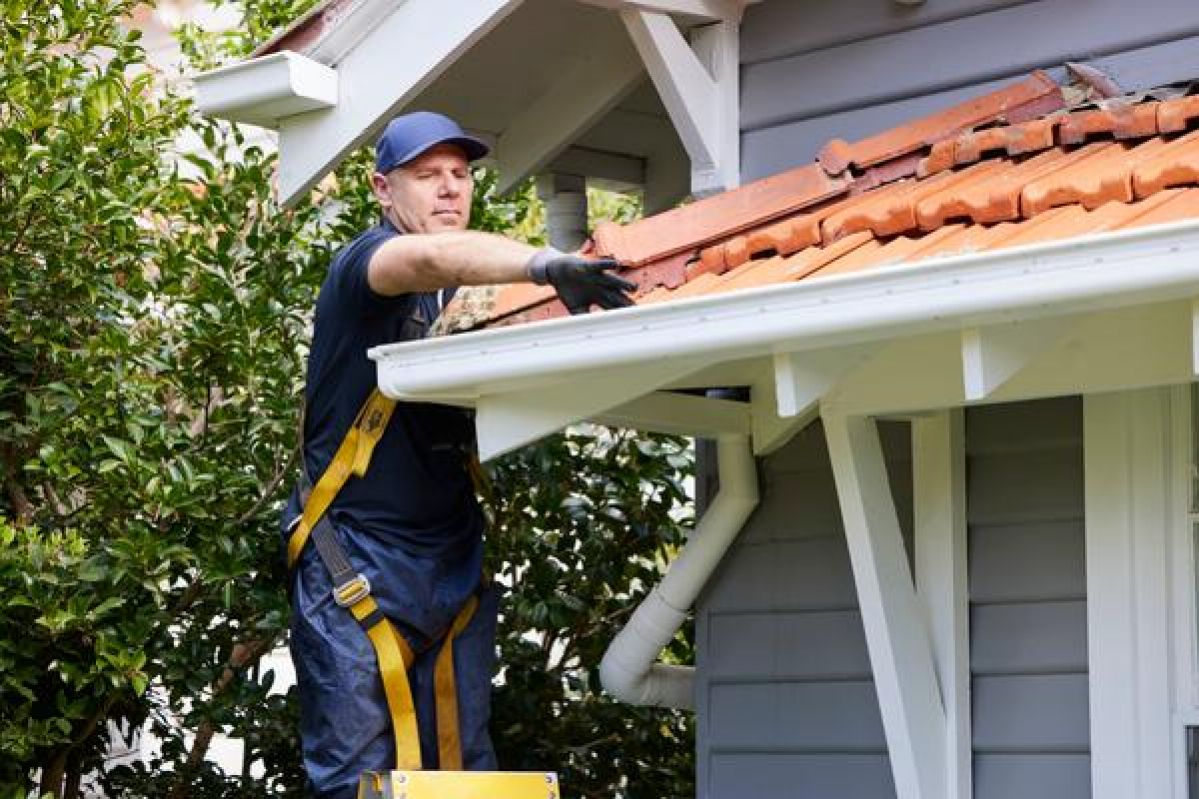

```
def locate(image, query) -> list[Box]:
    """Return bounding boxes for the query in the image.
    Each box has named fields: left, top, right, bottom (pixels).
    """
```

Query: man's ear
left=371, top=172, right=391, bottom=208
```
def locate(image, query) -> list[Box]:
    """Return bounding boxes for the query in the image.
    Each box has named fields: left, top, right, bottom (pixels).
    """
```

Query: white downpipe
left=599, top=434, right=759, bottom=710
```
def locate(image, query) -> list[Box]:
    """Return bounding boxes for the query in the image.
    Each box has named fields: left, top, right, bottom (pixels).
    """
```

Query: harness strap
left=287, top=388, right=396, bottom=571
left=434, top=594, right=480, bottom=770
left=288, top=386, right=485, bottom=771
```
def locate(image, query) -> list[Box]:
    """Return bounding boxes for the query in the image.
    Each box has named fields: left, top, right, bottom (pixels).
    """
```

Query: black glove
left=527, top=248, right=637, bottom=315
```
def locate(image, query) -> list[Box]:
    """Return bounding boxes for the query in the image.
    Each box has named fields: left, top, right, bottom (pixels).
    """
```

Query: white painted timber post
left=824, top=412, right=947, bottom=799
left=1084, top=388, right=1178, bottom=799
left=536, top=173, right=589, bottom=252
left=913, top=410, right=971, bottom=799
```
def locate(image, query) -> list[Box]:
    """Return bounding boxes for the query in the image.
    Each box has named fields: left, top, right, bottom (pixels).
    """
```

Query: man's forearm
left=368, top=230, right=538, bottom=295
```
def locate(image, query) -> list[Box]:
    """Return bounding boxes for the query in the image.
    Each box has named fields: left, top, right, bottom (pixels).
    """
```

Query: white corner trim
left=960, top=316, right=1072, bottom=401
left=620, top=9, right=739, bottom=194
left=1084, top=388, right=1178, bottom=799
left=274, top=0, right=524, bottom=207
left=913, top=410, right=971, bottom=799
left=825, top=412, right=947, bottom=799
left=494, top=35, right=645, bottom=195
left=194, top=52, right=337, bottom=129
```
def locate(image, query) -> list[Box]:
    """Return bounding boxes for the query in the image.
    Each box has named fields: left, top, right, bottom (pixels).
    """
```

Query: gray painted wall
left=739, top=0, right=1199, bottom=181
left=694, top=398, right=1088, bottom=799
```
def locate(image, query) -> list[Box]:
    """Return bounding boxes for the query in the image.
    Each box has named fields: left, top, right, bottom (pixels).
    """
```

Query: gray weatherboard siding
left=738, top=0, right=1199, bottom=182
left=694, top=398, right=1089, bottom=799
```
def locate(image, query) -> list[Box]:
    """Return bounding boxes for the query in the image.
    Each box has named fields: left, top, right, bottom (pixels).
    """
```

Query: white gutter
left=599, top=434, right=758, bottom=710
left=194, top=51, right=337, bottom=128
left=370, top=219, right=1199, bottom=400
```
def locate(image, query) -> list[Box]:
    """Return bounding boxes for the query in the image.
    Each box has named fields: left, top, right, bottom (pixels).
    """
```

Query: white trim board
left=1084, top=387, right=1181, bottom=799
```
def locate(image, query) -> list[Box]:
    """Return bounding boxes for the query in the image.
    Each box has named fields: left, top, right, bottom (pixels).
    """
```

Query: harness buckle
left=333, top=574, right=371, bottom=607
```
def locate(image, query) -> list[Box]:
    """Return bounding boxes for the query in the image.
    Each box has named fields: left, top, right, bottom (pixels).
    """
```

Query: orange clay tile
left=916, top=146, right=1095, bottom=229
left=1020, top=142, right=1120, bottom=215
left=958, top=117, right=1059, bottom=163
left=1122, top=188, right=1199, bottom=227
left=693, top=213, right=823, bottom=277
left=591, top=164, right=850, bottom=266
left=1157, top=95, right=1199, bottom=134
left=1021, top=138, right=1172, bottom=216
left=626, top=250, right=693, bottom=295
left=486, top=282, right=558, bottom=321
left=1058, top=103, right=1158, bottom=144
left=816, top=71, right=1063, bottom=173
left=715, top=232, right=875, bottom=293
left=918, top=140, right=958, bottom=178
left=1132, top=129, right=1199, bottom=197
left=822, top=161, right=1003, bottom=241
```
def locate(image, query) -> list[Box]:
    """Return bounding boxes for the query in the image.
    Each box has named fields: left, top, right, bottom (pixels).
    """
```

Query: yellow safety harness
left=287, top=387, right=481, bottom=771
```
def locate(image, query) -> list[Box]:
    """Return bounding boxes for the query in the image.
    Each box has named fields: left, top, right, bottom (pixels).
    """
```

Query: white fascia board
left=194, top=52, right=337, bottom=129
left=371, top=219, right=1199, bottom=403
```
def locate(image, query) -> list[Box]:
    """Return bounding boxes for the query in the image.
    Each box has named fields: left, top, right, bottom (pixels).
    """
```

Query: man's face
left=372, top=143, right=473, bottom=234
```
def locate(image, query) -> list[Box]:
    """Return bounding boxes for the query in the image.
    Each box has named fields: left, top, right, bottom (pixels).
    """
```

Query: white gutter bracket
left=600, top=434, right=759, bottom=710
left=960, top=317, right=1072, bottom=401
left=620, top=4, right=741, bottom=195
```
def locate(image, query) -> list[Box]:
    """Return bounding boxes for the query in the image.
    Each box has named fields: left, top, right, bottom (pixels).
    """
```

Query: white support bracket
left=824, top=412, right=947, bottom=799
left=593, top=390, right=751, bottom=437
left=750, top=345, right=877, bottom=455
left=913, top=411, right=971, bottom=799
left=273, top=0, right=524, bottom=207
left=620, top=6, right=740, bottom=195
left=475, top=360, right=705, bottom=460
left=579, top=0, right=747, bottom=21
left=494, top=30, right=645, bottom=195
left=960, top=318, right=1071, bottom=401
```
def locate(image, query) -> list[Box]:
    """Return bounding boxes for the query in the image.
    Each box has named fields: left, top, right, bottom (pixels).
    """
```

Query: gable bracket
left=620, top=6, right=740, bottom=195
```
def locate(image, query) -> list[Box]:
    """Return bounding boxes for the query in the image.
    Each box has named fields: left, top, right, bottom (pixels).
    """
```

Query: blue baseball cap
left=374, top=111, right=489, bottom=174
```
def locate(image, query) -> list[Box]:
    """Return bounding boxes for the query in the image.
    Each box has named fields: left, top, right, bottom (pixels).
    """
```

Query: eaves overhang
left=370, top=219, right=1199, bottom=459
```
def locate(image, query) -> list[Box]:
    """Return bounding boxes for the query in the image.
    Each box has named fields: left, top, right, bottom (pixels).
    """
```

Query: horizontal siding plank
left=710, top=752, right=896, bottom=799
left=706, top=610, right=871, bottom=680
left=704, top=537, right=858, bottom=612
left=966, top=397, right=1081, bottom=454
left=739, top=469, right=844, bottom=544
left=970, top=601, right=1088, bottom=674
left=742, top=0, right=1199, bottom=130
left=972, top=674, right=1090, bottom=751
left=741, top=0, right=1038, bottom=65
left=967, top=447, right=1084, bottom=525
left=709, top=681, right=886, bottom=750
left=969, top=520, right=1085, bottom=602
left=973, top=754, right=1091, bottom=799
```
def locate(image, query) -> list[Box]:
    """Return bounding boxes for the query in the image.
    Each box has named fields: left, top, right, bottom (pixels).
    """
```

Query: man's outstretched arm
left=368, top=231, right=636, bottom=313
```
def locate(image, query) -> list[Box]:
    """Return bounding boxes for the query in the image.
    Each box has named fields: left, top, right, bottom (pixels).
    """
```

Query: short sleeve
left=328, top=225, right=415, bottom=316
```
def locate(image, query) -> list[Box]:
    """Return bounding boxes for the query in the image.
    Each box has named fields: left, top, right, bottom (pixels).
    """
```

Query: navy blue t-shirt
left=287, top=219, right=483, bottom=559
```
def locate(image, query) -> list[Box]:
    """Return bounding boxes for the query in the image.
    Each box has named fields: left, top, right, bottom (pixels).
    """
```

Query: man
left=283, top=111, right=635, bottom=798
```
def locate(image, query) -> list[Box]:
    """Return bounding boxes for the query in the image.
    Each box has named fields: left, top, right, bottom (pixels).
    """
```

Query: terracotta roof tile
left=437, top=74, right=1199, bottom=335
left=817, top=71, right=1063, bottom=173
left=591, top=163, right=851, bottom=266
left=1157, top=95, right=1199, bottom=134
left=1132, top=129, right=1199, bottom=197
left=1058, top=103, right=1159, bottom=144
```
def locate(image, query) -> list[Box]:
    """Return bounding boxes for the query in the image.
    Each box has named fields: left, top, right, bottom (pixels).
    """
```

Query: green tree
left=0, top=2, right=695, bottom=797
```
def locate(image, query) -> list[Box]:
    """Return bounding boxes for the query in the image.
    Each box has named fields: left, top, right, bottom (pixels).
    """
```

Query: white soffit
left=370, top=220, right=1199, bottom=452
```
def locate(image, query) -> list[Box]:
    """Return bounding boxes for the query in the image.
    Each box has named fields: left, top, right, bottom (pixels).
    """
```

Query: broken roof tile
left=816, top=71, right=1063, bottom=173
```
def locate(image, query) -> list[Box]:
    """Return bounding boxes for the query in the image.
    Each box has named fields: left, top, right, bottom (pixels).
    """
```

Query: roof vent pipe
left=599, top=434, right=759, bottom=710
